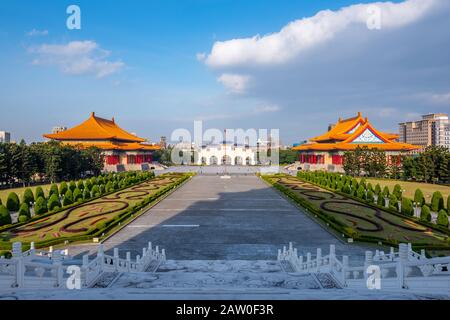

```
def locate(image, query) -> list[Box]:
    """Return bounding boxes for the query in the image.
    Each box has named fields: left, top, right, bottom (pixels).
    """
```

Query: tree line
left=343, top=146, right=449, bottom=183
left=0, top=141, right=104, bottom=187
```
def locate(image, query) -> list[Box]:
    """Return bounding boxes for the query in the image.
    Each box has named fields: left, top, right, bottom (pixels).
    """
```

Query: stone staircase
left=95, top=260, right=341, bottom=292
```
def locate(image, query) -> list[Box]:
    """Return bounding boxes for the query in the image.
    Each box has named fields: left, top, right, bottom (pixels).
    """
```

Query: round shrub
left=63, top=190, right=73, bottom=206
left=69, top=181, right=76, bottom=192
left=76, top=180, right=84, bottom=191
left=0, top=205, right=12, bottom=226
left=393, top=184, right=402, bottom=199
left=6, top=192, right=20, bottom=212
left=431, top=191, right=444, bottom=212
left=34, top=197, right=48, bottom=215
left=447, top=195, right=450, bottom=214
left=367, top=189, right=374, bottom=203
left=47, top=194, right=61, bottom=211
left=22, top=188, right=34, bottom=205
left=437, top=210, right=449, bottom=227
left=59, top=182, right=68, bottom=196
left=401, top=197, right=413, bottom=216
left=414, top=188, right=425, bottom=206
left=18, top=215, right=29, bottom=223
left=18, top=203, right=31, bottom=219
left=73, top=188, right=83, bottom=202
left=421, top=205, right=431, bottom=222
left=374, top=184, right=381, bottom=195
left=91, top=185, right=100, bottom=197
left=49, top=184, right=59, bottom=198
left=83, top=189, right=91, bottom=200
left=35, top=186, right=45, bottom=200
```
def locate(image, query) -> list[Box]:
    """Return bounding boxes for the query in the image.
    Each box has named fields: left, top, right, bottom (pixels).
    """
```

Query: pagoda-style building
left=43, top=112, right=160, bottom=171
left=292, top=112, right=419, bottom=172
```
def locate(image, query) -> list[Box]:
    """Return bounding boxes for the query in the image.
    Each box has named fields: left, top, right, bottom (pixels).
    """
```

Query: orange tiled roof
left=43, top=112, right=146, bottom=142
left=63, top=141, right=161, bottom=151
left=293, top=112, right=420, bottom=152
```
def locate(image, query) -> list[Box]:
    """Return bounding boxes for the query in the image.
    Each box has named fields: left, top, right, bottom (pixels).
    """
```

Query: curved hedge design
left=1, top=173, right=190, bottom=244
left=265, top=175, right=448, bottom=247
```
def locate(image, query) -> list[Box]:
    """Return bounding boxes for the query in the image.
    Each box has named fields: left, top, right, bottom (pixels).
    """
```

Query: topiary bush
left=91, top=185, right=100, bottom=197
left=18, top=203, right=31, bottom=219
left=382, top=186, right=390, bottom=197
left=59, top=182, right=68, bottom=196
left=421, top=205, right=431, bottom=222
left=63, top=190, right=73, bottom=206
left=357, top=185, right=366, bottom=200
left=77, top=180, right=84, bottom=191
left=389, top=194, right=398, bottom=210
left=6, top=192, right=20, bottom=212
left=0, top=205, right=12, bottom=226
left=22, top=188, right=35, bottom=206
left=343, top=184, right=351, bottom=194
left=69, top=181, right=76, bottom=192
left=414, top=188, right=425, bottom=206
left=393, top=184, right=402, bottom=199
left=83, top=189, right=91, bottom=200
left=437, top=210, right=449, bottom=227
left=431, top=191, right=444, bottom=212
left=35, top=186, right=45, bottom=200
left=447, top=195, right=450, bottom=214
left=47, top=194, right=61, bottom=211
left=367, top=189, right=374, bottom=203
left=374, top=184, right=381, bottom=195
left=73, top=188, right=83, bottom=202
left=34, top=197, right=48, bottom=215
left=401, top=197, right=413, bottom=216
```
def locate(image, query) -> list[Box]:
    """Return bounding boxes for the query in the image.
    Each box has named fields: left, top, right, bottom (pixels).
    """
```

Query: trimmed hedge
left=0, top=205, right=11, bottom=226
left=22, top=188, right=34, bottom=205
left=34, top=197, right=48, bottom=215
left=431, top=191, right=444, bottom=212
left=6, top=192, right=20, bottom=212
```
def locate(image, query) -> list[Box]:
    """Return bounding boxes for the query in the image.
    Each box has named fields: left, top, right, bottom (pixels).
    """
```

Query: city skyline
left=1, top=0, right=450, bottom=144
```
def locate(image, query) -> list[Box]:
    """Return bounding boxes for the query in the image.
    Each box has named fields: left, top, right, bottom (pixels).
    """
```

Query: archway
left=210, top=156, right=218, bottom=165
left=235, top=156, right=243, bottom=165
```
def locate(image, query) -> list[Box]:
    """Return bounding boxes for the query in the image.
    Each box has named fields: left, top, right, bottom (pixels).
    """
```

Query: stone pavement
left=66, top=175, right=371, bottom=263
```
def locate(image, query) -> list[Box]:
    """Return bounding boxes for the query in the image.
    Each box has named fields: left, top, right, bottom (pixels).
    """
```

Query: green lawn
left=266, top=175, right=449, bottom=247
left=0, top=173, right=188, bottom=243
left=0, top=183, right=55, bottom=205
left=358, top=178, right=450, bottom=201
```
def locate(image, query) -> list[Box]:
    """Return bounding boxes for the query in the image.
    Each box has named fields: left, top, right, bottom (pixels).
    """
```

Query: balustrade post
left=342, top=255, right=349, bottom=287
left=114, top=248, right=119, bottom=271
left=81, top=255, right=89, bottom=288
left=420, top=249, right=426, bottom=259
left=12, top=242, right=24, bottom=288
left=329, top=244, right=336, bottom=269
left=364, top=251, right=373, bottom=281
left=316, top=248, right=322, bottom=271
left=390, top=247, right=395, bottom=260
left=306, top=252, right=311, bottom=272
left=52, top=250, right=63, bottom=288
left=277, top=249, right=282, bottom=261
left=397, top=243, right=408, bottom=289
left=97, top=244, right=105, bottom=271
left=29, top=242, right=35, bottom=256
left=148, top=242, right=152, bottom=254
left=126, top=252, right=131, bottom=271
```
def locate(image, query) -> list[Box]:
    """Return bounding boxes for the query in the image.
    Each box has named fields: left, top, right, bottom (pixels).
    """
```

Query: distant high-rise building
left=399, top=113, right=450, bottom=152
left=0, top=131, right=11, bottom=143
left=52, top=126, right=67, bottom=134
left=160, top=136, right=167, bottom=149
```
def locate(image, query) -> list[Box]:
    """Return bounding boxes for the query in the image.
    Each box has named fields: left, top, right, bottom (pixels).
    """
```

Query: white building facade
left=196, top=144, right=257, bottom=166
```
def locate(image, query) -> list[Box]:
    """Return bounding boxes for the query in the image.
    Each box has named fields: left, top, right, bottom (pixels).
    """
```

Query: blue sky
left=0, top=0, right=449, bottom=145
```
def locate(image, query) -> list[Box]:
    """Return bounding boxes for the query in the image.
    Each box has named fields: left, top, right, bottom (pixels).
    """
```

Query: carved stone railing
left=278, top=242, right=450, bottom=291
left=0, top=241, right=166, bottom=289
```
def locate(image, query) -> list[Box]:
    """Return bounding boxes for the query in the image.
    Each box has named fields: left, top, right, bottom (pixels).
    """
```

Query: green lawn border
left=0, top=173, right=193, bottom=251
left=261, top=174, right=450, bottom=252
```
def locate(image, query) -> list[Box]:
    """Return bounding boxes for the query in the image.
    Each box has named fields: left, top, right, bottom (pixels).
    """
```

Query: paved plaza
left=68, top=174, right=371, bottom=262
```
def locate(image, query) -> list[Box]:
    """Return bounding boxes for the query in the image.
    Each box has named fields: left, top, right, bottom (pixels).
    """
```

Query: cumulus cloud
left=29, top=40, right=124, bottom=78
left=201, top=0, right=450, bottom=142
left=217, top=73, right=251, bottom=94
left=26, top=29, right=49, bottom=36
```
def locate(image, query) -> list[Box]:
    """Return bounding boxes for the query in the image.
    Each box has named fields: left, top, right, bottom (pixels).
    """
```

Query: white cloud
left=29, top=40, right=124, bottom=78
left=253, top=104, right=280, bottom=114
left=200, top=0, right=450, bottom=142
left=429, top=92, right=450, bottom=104
left=26, top=29, right=49, bottom=37
left=205, top=0, right=437, bottom=68
left=217, top=73, right=251, bottom=94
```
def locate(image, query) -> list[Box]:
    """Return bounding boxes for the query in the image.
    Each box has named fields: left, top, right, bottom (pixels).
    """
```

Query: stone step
left=108, top=271, right=340, bottom=290
left=155, top=260, right=284, bottom=273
